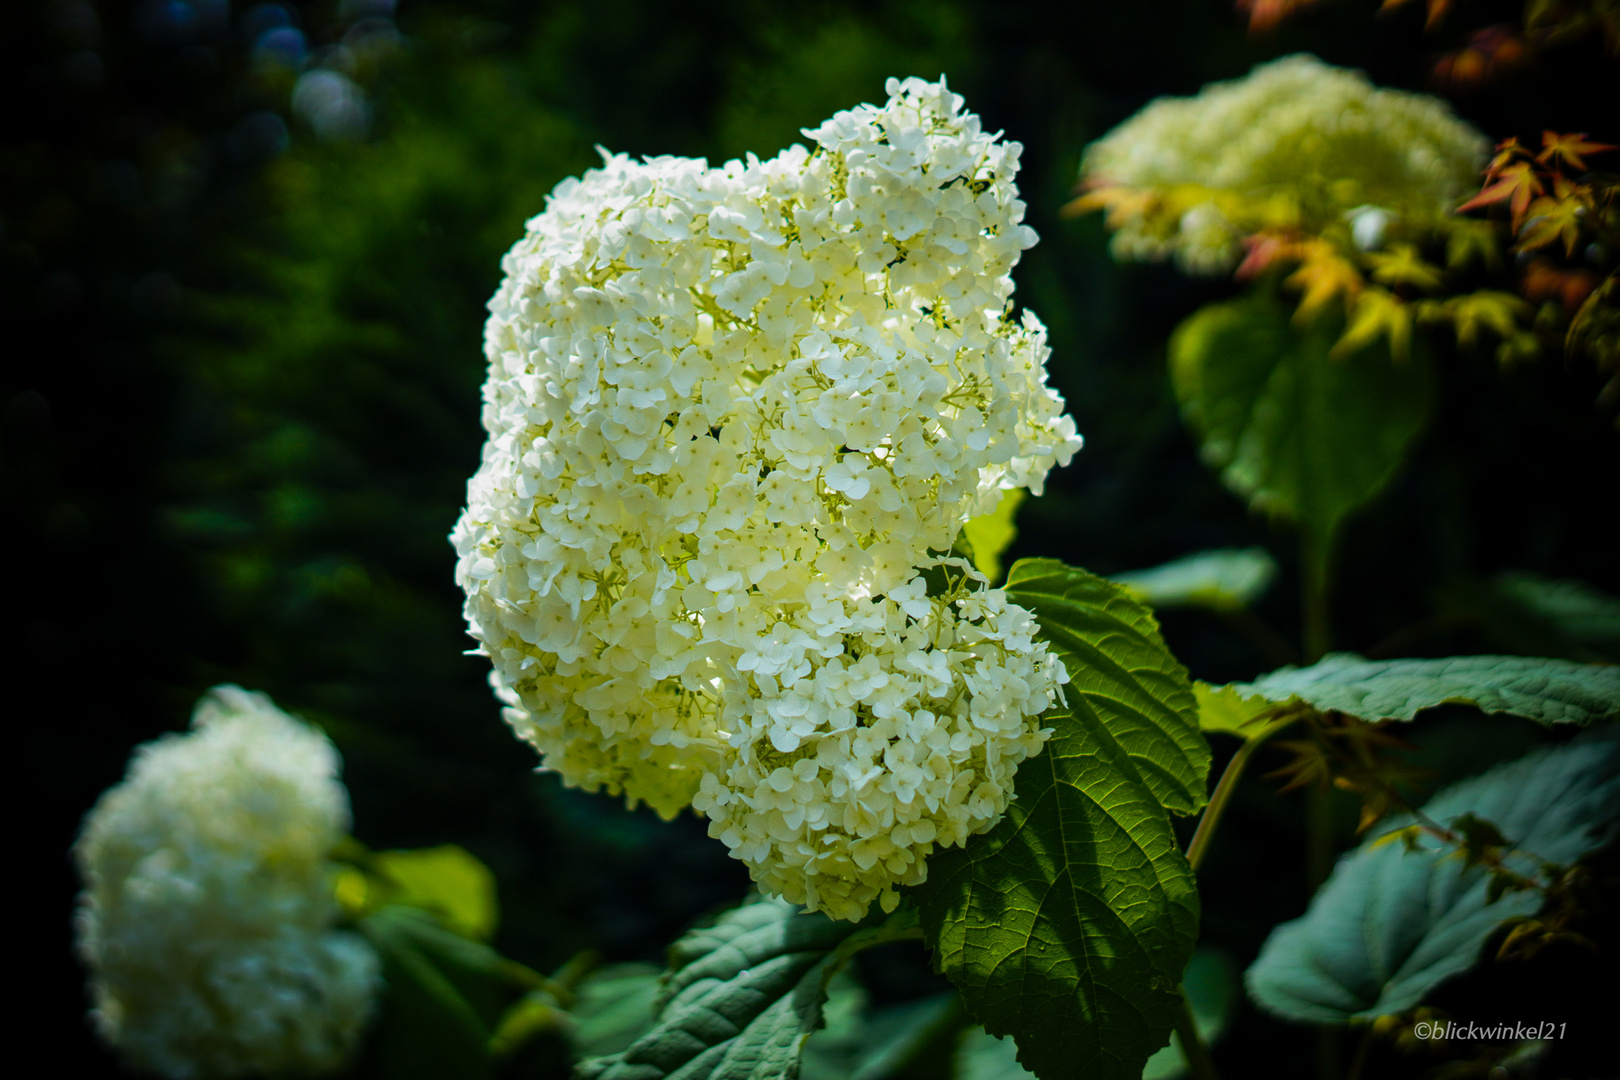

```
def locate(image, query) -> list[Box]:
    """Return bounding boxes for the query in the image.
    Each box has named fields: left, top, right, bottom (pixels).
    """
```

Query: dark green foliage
left=357, top=905, right=544, bottom=1080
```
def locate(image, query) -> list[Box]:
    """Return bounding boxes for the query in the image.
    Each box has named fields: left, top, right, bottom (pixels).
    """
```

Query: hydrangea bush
left=74, top=687, right=379, bottom=1079
left=1079, top=54, right=1488, bottom=272
left=451, top=77, right=1083, bottom=920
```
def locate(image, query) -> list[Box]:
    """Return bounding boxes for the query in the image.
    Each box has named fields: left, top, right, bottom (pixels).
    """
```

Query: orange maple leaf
left=1459, top=161, right=1544, bottom=229
left=1236, top=0, right=1320, bottom=32
left=1537, top=131, right=1618, bottom=173
left=1379, top=0, right=1450, bottom=30
left=1235, top=231, right=1303, bottom=280
left=1523, top=258, right=1600, bottom=312
left=1433, top=25, right=1526, bottom=91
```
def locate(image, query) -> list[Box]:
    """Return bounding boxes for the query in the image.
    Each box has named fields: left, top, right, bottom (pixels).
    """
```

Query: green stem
left=1307, top=785, right=1334, bottom=893
left=1343, top=1027, right=1373, bottom=1080
left=1300, top=528, right=1332, bottom=664
left=1299, top=527, right=1337, bottom=1080
left=1315, top=1028, right=1344, bottom=1080
left=1185, top=715, right=1299, bottom=872
left=1173, top=991, right=1220, bottom=1080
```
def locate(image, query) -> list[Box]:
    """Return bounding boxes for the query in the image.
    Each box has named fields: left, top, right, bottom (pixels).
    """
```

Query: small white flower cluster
left=75, top=687, right=379, bottom=1079
left=1081, top=54, right=1489, bottom=271
left=454, top=77, right=1082, bottom=920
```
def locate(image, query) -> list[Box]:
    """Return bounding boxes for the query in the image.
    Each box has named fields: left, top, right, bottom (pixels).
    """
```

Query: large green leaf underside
left=1169, top=292, right=1434, bottom=561
left=1235, top=653, right=1620, bottom=724
left=1005, top=559, right=1209, bottom=815
left=1246, top=734, right=1620, bottom=1023
left=577, top=897, right=911, bottom=1080
left=911, top=559, right=1204, bottom=1080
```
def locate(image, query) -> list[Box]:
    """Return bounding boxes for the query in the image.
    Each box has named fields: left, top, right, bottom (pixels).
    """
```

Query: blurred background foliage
left=5, top=0, right=1616, bottom=1075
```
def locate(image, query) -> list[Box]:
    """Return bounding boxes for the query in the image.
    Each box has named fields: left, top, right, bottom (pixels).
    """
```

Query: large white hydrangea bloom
left=453, top=76, right=1082, bottom=921
left=75, top=687, right=379, bottom=1079
left=1080, top=54, right=1489, bottom=272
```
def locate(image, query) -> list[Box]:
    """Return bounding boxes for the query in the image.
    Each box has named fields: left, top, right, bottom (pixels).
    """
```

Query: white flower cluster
left=75, top=687, right=379, bottom=1079
left=1080, top=54, right=1489, bottom=271
left=453, top=77, right=1082, bottom=920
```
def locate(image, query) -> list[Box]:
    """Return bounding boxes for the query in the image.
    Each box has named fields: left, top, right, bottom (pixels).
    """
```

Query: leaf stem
left=1344, top=1026, right=1374, bottom=1080
left=1300, top=529, right=1332, bottom=664
left=1307, top=785, right=1334, bottom=892
left=1173, top=991, right=1220, bottom=1080
left=1185, top=715, right=1296, bottom=872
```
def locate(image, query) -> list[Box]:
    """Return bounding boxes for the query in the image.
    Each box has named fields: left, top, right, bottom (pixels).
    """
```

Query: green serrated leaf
left=958, top=948, right=1238, bottom=1080
left=1169, top=292, right=1434, bottom=579
left=578, top=897, right=916, bottom=1080
left=1005, top=558, right=1209, bottom=814
left=1235, top=653, right=1620, bottom=725
left=1246, top=734, right=1620, bottom=1023
left=961, top=489, right=1026, bottom=586
left=1112, top=548, right=1278, bottom=612
left=911, top=558, right=1204, bottom=1080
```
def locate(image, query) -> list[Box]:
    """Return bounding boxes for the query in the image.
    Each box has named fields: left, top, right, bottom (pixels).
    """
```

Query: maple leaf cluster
left=1460, top=132, right=1620, bottom=403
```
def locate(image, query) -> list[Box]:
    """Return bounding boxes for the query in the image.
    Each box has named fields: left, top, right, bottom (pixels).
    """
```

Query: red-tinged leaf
left=1523, top=259, right=1599, bottom=312
left=1537, top=131, right=1618, bottom=172
left=1236, top=231, right=1301, bottom=280
left=1433, top=26, right=1526, bottom=90
left=1236, top=0, right=1320, bottom=32
left=1459, top=162, right=1544, bottom=229
left=1380, top=0, right=1450, bottom=25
